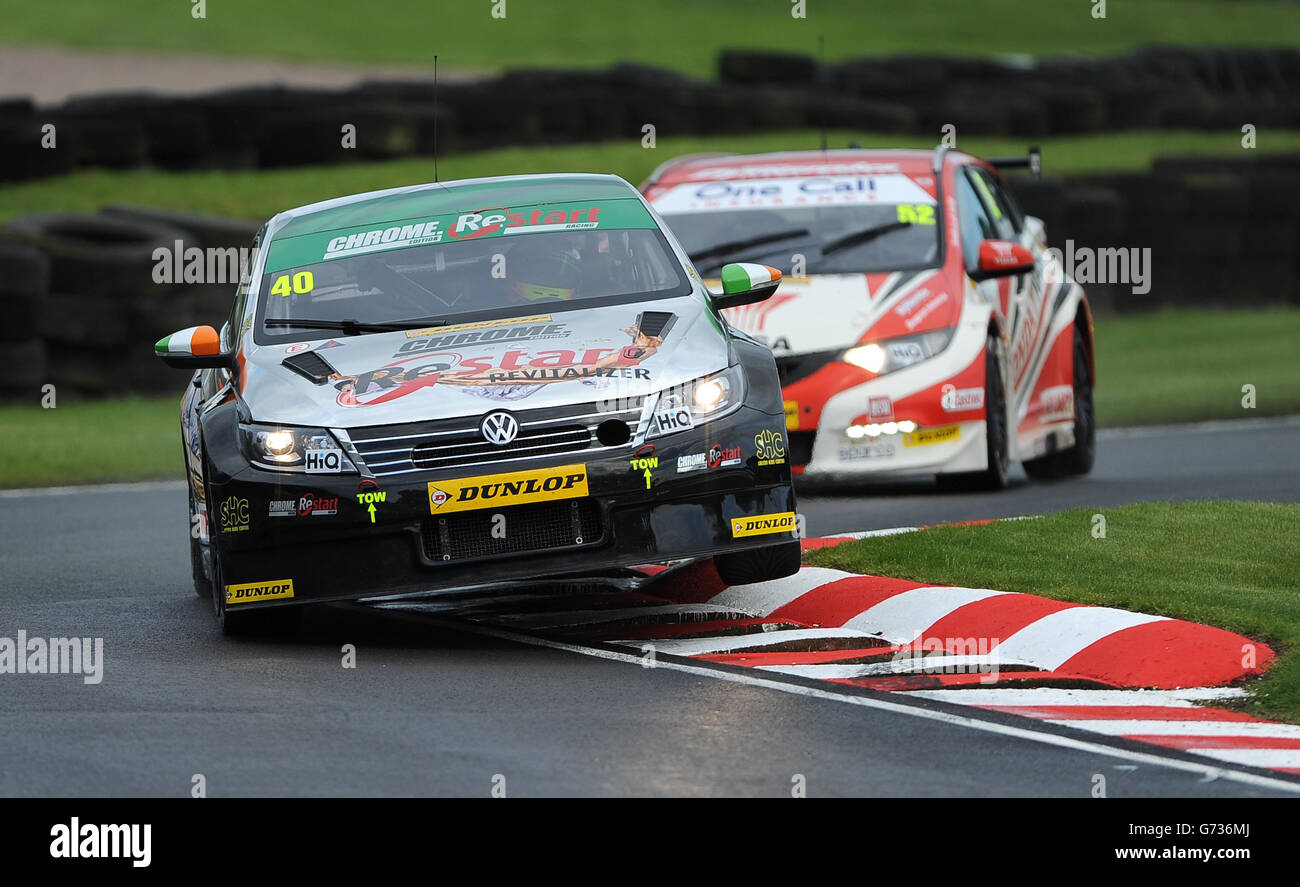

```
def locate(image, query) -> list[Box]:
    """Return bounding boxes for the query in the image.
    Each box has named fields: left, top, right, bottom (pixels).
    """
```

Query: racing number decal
left=271, top=270, right=315, bottom=298
left=896, top=204, right=936, bottom=225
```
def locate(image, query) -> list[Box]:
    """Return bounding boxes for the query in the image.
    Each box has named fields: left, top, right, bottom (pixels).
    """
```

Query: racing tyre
left=201, top=449, right=299, bottom=635
left=1023, top=326, right=1096, bottom=479
left=186, top=457, right=212, bottom=600
left=714, top=539, right=802, bottom=586
left=937, top=334, right=1010, bottom=491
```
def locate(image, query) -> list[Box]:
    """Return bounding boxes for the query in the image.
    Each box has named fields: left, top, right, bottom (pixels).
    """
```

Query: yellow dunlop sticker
left=404, top=314, right=552, bottom=338
left=903, top=424, right=961, bottom=447
left=225, top=579, right=295, bottom=605
left=731, top=511, right=797, bottom=538
left=783, top=400, right=799, bottom=431
left=428, top=463, right=588, bottom=514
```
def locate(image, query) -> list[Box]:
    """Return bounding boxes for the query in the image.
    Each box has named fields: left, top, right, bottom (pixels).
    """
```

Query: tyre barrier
left=3, top=47, right=1300, bottom=182
left=0, top=209, right=247, bottom=402
left=0, top=242, right=50, bottom=343
left=3, top=158, right=1300, bottom=402
left=1006, top=164, right=1300, bottom=313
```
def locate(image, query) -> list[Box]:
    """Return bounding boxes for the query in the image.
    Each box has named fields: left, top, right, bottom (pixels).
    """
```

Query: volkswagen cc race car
left=156, top=173, right=799, bottom=632
left=642, top=147, right=1096, bottom=488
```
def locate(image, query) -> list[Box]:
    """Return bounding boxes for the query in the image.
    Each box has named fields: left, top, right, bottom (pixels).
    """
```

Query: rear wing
left=985, top=145, right=1042, bottom=179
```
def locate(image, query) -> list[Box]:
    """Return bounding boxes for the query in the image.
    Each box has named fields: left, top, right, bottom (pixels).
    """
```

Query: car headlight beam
left=238, top=423, right=356, bottom=473
left=843, top=328, right=954, bottom=376
left=647, top=364, right=746, bottom=439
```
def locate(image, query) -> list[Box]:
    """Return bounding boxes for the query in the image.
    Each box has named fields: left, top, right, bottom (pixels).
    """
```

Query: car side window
left=955, top=169, right=998, bottom=271
left=224, top=226, right=263, bottom=352
left=971, top=168, right=1023, bottom=238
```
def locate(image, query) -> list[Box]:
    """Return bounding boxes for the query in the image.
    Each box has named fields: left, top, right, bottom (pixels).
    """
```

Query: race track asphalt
left=1, top=416, right=1296, bottom=796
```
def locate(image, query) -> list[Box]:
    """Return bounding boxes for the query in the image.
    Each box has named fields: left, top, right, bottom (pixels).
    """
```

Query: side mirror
left=155, top=325, right=236, bottom=370
left=711, top=263, right=782, bottom=311
left=972, top=240, right=1035, bottom=280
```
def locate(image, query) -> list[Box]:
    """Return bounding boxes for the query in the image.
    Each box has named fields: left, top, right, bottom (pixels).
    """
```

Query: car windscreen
left=254, top=210, right=690, bottom=344
left=652, top=173, right=941, bottom=275
left=664, top=204, right=941, bottom=275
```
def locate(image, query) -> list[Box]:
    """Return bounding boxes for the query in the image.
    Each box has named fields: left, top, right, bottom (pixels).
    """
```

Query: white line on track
left=905, top=687, right=1250, bottom=707
left=412, top=613, right=1300, bottom=794
left=1046, top=720, right=1300, bottom=739
left=1098, top=414, right=1300, bottom=440
left=1188, top=749, right=1300, bottom=768
left=614, top=627, right=875, bottom=656
left=0, top=479, right=186, bottom=498
left=757, top=654, right=1035, bottom=679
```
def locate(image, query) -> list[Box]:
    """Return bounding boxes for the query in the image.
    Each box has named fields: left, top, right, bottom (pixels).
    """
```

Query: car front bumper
left=206, top=405, right=795, bottom=608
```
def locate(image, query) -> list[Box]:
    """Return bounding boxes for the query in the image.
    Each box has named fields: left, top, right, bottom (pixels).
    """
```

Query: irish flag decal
left=719, top=263, right=781, bottom=295
left=156, top=326, right=221, bottom=357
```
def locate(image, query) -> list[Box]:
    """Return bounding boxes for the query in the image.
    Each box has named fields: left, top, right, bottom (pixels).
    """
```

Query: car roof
left=646, top=148, right=984, bottom=187
left=268, top=173, right=644, bottom=240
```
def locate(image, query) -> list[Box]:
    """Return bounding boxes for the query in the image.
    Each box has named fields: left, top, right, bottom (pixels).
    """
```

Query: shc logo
left=480, top=411, right=519, bottom=445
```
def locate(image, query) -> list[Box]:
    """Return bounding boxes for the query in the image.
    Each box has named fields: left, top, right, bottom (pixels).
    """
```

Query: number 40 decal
left=270, top=270, right=315, bottom=297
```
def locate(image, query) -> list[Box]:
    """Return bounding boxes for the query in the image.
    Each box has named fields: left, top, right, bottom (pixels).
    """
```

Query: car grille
left=421, top=499, right=604, bottom=561
left=776, top=349, right=840, bottom=386
left=345, top=400, right=643, bottom=477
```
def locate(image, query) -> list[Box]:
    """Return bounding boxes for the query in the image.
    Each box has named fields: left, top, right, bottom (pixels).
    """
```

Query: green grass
left=7, top=0, right=1300, bottom=76
left=1094, top=308, right=1300, bottom=425
left=4, top=129, right=1300, bottom=225
left=0, top=396, right=181, bottom=488
left=806, top=502, right=1300, bottom=722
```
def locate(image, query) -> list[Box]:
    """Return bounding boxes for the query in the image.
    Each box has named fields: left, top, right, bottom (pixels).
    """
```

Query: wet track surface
left=1, top=417, right=1297, bottom=796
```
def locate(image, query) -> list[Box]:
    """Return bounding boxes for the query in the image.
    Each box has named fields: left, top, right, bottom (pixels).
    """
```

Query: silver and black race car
left=156, top=173, right=799, bottom=632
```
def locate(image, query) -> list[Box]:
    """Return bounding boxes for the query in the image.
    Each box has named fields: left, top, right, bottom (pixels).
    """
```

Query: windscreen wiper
left=689, top=228, right=811, bottom=273
left=265, top=317, right=451, bottom=335
left=819, top=221, right=914, bottom=257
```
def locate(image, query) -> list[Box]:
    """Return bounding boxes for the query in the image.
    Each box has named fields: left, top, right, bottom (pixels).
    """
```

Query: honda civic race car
left=642, top=147, right=1096, bottom=488
left=156, top=173, right=799, bottom=632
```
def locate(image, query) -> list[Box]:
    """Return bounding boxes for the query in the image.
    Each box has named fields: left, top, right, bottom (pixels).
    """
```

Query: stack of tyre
left=0, top=242, right=49, bottom=401
left=0, top=209, right=256, bottom=402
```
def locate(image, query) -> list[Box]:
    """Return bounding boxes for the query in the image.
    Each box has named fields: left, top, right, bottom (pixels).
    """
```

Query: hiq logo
left=304, top=449, right=342, bottom=473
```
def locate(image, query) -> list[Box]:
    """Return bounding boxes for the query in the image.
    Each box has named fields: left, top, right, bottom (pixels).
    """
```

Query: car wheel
left=186, top=463, right=212, bottom=600
left=714, top=539, right=802, bottom=586
left=1023, top=325, right=1096, bottom=480
left=199, top=446, right=297, bottom=636
left=937, top=333, right=1010, bottom=491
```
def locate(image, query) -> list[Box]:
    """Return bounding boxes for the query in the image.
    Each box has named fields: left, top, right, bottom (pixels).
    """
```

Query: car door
left=964, top=167, right=1046, bottom=412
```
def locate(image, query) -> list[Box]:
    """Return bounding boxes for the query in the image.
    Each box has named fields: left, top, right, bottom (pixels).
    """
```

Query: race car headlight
left=843, top=328, right=954, bottom=376
left=237, top=423, right=356, bottom=473
left=647, top=364, right=746, bottom=438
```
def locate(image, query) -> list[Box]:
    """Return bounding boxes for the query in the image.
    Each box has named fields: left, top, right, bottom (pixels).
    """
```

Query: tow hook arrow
left=643, top=468, right=653, bottom=490
left=367, top=503, right=377, bottom=524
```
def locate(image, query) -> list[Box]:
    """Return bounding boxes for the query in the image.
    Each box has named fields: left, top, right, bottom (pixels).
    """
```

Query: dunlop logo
left=428, top=464, right=589, bottom=514
left=731, top=511, right=797, bottom=538
left=225, top=580, right=295, bottom=605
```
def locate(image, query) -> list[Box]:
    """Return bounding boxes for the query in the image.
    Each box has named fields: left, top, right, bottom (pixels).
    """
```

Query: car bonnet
left=237, top=294, right=728, bottom=428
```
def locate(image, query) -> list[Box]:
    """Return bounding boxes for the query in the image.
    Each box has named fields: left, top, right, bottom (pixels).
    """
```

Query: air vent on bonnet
left=281, top=351, right=339, bottom=385
left=634, top=311, right=677, bottom=340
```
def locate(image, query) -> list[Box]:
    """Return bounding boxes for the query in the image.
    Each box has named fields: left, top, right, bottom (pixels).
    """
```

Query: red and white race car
left=642, top=147, right=1095, bottom=488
